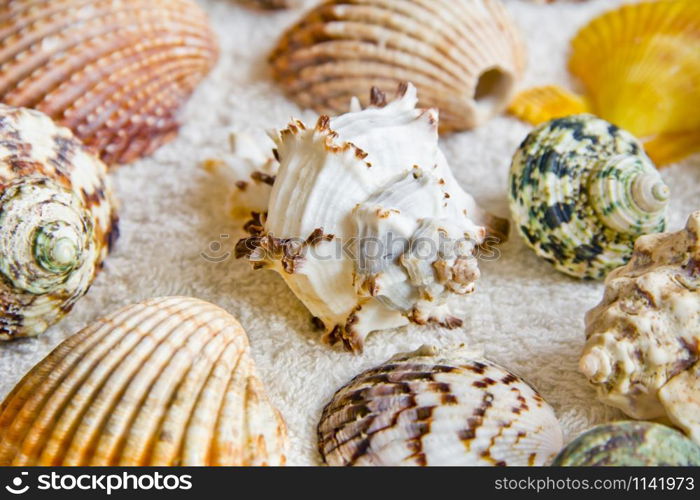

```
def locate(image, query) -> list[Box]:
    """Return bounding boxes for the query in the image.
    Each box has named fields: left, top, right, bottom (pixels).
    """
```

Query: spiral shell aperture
left=0, top=105, right=117, bottom=340
left=509, top=114, right=669, bottom=280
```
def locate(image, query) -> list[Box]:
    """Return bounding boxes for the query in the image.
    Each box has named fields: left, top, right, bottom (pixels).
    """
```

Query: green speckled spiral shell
left=509, top=115, right=669, bottom=280
left=0, top=105, right=118, bottom=340
left=553, top=422, right=700, bottom=466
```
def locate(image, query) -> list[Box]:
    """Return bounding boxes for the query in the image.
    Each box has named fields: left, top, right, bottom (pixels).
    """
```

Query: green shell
left=509, top=114, right=669, bottom=280
left=553, top=422, right=700, bottom=466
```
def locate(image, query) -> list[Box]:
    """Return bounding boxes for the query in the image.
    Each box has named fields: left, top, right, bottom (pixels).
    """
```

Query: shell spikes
left=581, top=212, right=700, bottom=445
left=235, top=84, right=508, bottom=352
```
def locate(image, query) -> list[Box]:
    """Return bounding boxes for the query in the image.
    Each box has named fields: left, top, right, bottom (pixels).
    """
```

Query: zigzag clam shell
left=235, top=84, right=509, bottom=352
left=318, top=345, right=563, bottom=466
left=0, top=297, right=287, bottom=466
left=269, top=0, right=525, bottom=132
left=581, top=212, right=700, bottom=444
left=509, top=114, right=669, bottom=280
left=0, top=0, right=218, bottom=166
left=0, top=104, right=117, bottom=340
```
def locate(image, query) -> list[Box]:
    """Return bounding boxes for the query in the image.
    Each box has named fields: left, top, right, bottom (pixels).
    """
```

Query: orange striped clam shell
left=269, top=0, right=526, bottom=132
left=0, top=0, right=218, bottom=166
left=0, top=297, right=288, bottom=466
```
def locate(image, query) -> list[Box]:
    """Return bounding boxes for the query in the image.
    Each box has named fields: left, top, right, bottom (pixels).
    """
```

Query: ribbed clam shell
left=318, top=345, right=563, bottom=466
left=582, top=212, right=700, bottom=444
left=509, top=114, right=669, bottom=280
left=269, top=0, right=525, bottom=132
left=508, top=1, right=700, bottom=166
left=553, top=422, right=700, bottom=466
left=0, top=297, right=287, bottom=466
left=0, top=0, right=218, bottom=166
left=569, top=0, right=700, bottom=140
left=0, top=104, right=117, bottom=340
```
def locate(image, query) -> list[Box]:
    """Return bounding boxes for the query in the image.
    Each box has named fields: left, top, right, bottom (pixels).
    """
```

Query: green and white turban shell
left=509, top=114, right=669, bottom=280
left=0, top=105, right=118, bottom=339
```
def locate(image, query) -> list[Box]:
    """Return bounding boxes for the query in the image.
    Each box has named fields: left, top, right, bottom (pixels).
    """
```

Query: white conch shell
left=318, top=345, right=564, bottom=466
left=235, top=84, right=508, bottom=352
left=203, top=131, right=277, bottom=220
left=0, top=297, right=287, bottom=466
left=581, top=212, right=700, bottom=444
left=0, top=105, right=117, bottom=340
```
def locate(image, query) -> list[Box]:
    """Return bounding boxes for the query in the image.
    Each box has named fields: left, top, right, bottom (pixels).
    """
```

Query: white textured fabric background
left=0, top=0, right=698, bottom=466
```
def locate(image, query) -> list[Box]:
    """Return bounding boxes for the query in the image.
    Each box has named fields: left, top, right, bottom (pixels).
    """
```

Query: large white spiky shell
left=318, top=345, right=563, bottom=466
left=0, top=297, right=288, bottom=466
left=235, top=84, right=508, bottom=352
left=0, top=104, right=117, bottom=340
left=0, top=0, right=218, bottom=165
left=269, top=0, right=525, bottom=131
left=581, top=212, right=700, bottom=445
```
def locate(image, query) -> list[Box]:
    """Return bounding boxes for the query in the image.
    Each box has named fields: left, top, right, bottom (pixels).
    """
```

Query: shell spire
left=509, top=114, right=669, bottom=280
left=581, top=212, right=700, bottom=445
left=235, top=84, right=508, bottom=352
left=0, top=297, right=288, bottom=466
left=0, top=105, right=117, bottom=340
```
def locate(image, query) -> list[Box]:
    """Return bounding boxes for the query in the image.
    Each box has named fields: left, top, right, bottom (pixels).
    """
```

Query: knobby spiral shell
left=581, top=212, right=700, bottom=445
left=0, top=297, right=288, bottom=466
left=0, top=104, right=117, bottom=340
left=234, top=84, right=509, bottom=352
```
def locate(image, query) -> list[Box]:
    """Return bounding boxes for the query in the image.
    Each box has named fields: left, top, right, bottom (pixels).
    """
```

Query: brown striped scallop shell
left=0, top=0, right=218, bottom=166
left=0, top=297, right=288, bottom=466
left=0, top=104, right=117, bottom=340
left=269, top=0, right=526, bottom=131
left=318, top=345, right=563, bottom=466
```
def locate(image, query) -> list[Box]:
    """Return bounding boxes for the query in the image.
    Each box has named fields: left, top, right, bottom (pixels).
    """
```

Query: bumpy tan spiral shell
left=0, top=297, right=288, bottom=466
left=269, top=0, right=525, bottom=132
left=0, top=0, right=218, bottom=165
left=0, top=104, right=117, bottom=340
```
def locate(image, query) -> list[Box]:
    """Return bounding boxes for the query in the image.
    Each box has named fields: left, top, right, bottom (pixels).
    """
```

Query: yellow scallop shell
left=509, top=0, right=700, bottom=166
